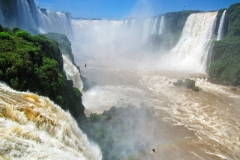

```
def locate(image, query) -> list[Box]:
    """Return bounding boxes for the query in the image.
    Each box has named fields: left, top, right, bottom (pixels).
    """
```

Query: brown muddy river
left=81, top=61, right=240, bottom=160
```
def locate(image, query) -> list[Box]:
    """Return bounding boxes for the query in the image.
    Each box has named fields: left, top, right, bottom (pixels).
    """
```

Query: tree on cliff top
left=0, top=25, right=85, bottom=118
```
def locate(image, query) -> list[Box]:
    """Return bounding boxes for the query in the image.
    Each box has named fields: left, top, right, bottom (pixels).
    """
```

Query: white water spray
left=0, top=82, right=102, bottom=160
left=151, top=17, right=158, bottom=34
left=158, top=16, right=164, bottom=34
left=142, top=18, right=152, bottom=42
left=217, top=10, right=226, bottom=41
left=0, top=0, right=73, bottom=38
left=63, top=55, right=83, bottom=92
left=162, top=12, right=218, bottom=73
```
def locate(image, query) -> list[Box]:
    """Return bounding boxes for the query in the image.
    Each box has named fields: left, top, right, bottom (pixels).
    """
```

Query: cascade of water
left=0, top=82, right=102, bottom=160
left=131, top=19, right=136, bottom=31
left=122, top=19, right=128, bottom=30
left=159, top=16, right=165, bottom=34
left=151, top=17, right=158, bottom=34
left=16, top=0, right=35, bottom=30
left=63, top=55, right=84, bottom=92
left=148, top=18, right=155, bottom=35
left=0, top=8, right=3, bottom=24
left=0, top=0, right=73, bottom=38
left=72, top=18, right=144, bottom=63
left=142, top=18, right=153, bottom=42
left=27, top=0, right=40, bottom=26
left=42, top=10, right=73, bottom=37
left=217, top=10, right=226, bottom=41
left=165, top=12, right=218, bottom=73
left=110, top=20, right=124, bottom=28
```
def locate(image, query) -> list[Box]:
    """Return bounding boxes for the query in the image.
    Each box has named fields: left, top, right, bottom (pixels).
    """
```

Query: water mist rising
left=72, top=12, right=218, bottom=73
left=71, top=10, right=240, bottom=160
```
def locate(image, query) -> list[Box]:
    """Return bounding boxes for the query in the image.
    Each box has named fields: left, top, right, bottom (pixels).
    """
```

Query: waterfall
left=217, top=10, right=226, bottom=41
left=0, top=0, right=73, bottom=38
left=151, top=17, right=158, bottom=34
left=72, top=19, right=132, bottom=60
left=40, top=10, right=73, bottom=37
left=131, top=19, right=136, bottom=31
left=15, top=0, right=36, bottom=30
left=142, top=18, right=152, bottom=42
left=165, top=12, right=218, bottom=73
left=148, top=18, right=155, bottom=34
left=63, top=55, right=84, bottom=92
left=0, top=82, right=102, bottom=160
left=0, top=8, right=4, bottom=24
left=158, top=16, right=164, bottom=34
left=122, top=19, right=128, bottom=30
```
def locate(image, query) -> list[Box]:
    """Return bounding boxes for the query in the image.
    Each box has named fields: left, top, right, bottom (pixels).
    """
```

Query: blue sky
left=36, top=0, right=240, bottom=20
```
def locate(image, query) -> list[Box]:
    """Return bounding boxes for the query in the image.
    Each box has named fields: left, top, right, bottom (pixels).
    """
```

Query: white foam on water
left=0, top=83, right=102, bottom=160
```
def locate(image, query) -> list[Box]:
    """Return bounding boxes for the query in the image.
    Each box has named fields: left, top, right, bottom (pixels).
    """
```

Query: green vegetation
left=45, top=32, right=76, bottom=64
left=0, top=25, right=84, bottom=117
left=44, top=32, right=96, bottom=91
left=79, top=106, right=155, bottom=160
left=185, top=79, right=195, bottom=88
left=192, top=86, right=200, bottom=91
left=149, top=10, right=201, bottom=51
left=208, top=3, right=240, bottom=85
left=162, top=10, right=201, bottom=50
left=213, top=9, right=227, bottom=38
left=173, top=79, right=200, bottom=92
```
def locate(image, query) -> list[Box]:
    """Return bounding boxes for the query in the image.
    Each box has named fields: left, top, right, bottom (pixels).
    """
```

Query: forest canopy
left=0, top=25, right=84, bottom=117
left=208, top=3, right=240, bottom=86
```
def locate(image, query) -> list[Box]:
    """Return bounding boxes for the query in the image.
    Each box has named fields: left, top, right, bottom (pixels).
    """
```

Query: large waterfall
left=0, top=82, right=102, bottom=160
left=63, top=55, right=84, bottom=92
left=121, top=16, right=165, bottom=43
left=72, top=12, right=217, bottom=73
left=0, top=0, right=73, bottom=38
left=162, top=12, right=218, bottom=73
left=1, top=0, right=236, bottom=159
left=71, top=10, right=240, bottom=159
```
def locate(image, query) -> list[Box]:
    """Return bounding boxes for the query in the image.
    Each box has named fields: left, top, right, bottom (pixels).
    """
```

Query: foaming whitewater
left=63, top=55, right=83, bottom=92
left=81, top=65, right=240, bottom=159
left=0, top=82, right=102, bottom=159
left=217, top=10, right=226, bottom=41
left=72, top=10, right=240, bottom=159
left=139, top=71, right=240, bottom=160
left=161, top=12, right=217, bottom=73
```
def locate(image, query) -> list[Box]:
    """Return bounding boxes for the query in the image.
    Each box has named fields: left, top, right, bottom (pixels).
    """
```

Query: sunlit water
left=80, top=61, right=240, bottom=160
left=71, top=11, right=240, bottom=159
left=0, top=83, right=102, bottom=160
